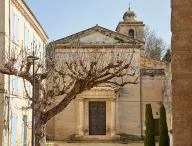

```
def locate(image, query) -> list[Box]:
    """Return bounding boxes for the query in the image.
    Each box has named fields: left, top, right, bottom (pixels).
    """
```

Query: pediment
left=79, top=32, right=121, bottom=44
left=53, top=25, right=143, bottom=45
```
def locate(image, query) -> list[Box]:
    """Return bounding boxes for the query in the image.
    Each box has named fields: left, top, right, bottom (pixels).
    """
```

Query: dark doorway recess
left=89, top=101, right=106, bottom=135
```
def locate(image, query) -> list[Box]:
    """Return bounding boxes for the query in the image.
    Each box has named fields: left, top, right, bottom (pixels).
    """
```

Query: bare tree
left=0, top=43, right=139, bottom=146
left=144, top=26, right=167, bottom=60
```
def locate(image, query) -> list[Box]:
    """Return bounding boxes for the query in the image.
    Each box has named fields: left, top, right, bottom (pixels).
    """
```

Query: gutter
left=140, top=69, right=143, bottom=138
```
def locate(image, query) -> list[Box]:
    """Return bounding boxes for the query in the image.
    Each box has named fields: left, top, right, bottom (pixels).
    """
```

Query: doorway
left=89, top=101, right=106, bottom=135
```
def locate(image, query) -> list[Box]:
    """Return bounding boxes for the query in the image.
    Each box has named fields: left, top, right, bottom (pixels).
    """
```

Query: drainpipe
left=6, top=96, right=10, bottom=146
left=7, top=0, right=11, bottom=145
left=140, top=69, right=143, bottom=138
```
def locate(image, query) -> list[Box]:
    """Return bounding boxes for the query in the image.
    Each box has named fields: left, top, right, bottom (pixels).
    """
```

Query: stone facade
left=46, top=9, right=170, bottom=141
left=172, top=0, right=192, bottom=146
left=0, top=0, right=48, bottom=145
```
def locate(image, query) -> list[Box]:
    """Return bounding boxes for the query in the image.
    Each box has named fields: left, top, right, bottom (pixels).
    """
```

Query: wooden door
left=154, top=119, right=160, bottom=136
left=89, top=101, right=106, bottom=135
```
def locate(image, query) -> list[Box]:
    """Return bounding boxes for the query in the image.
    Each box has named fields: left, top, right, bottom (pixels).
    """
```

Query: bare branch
left=0, top=43, right=140, bottom=128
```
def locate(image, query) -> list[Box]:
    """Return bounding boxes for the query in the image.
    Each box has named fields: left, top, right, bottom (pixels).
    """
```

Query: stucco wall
left=47, top=73, right=166, bottom=140
left=116, top=75, right=165, bottom=136
left=142, top=76, right=164, bottom=118
left=116, top=83, right=141, bottom=135
left=117, top=23, right=144, bottom=42
left=47, top=100, right=77, bottom=140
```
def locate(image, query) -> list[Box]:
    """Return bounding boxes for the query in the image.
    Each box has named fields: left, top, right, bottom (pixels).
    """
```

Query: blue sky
left=25, top=0, right=171, bottom=44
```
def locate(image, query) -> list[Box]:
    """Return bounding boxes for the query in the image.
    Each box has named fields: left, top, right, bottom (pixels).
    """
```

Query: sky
left=25, top=0, right=171, bottom=44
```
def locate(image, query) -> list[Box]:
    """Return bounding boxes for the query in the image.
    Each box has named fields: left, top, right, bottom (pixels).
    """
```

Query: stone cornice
left=116, top=21, right=145, bottom=31
left=54, top=44, right=144, bottom=50
left=12, top=0, right=48, bottom=42
left=76, top=86, right=117, bottom=99
left=117, top=21, right=145, bottom=25
left=141, top=68, right=165, bottom=76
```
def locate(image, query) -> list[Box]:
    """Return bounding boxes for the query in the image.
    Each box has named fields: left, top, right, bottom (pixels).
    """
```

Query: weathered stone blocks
left=172, top=0, right=192, bottom=145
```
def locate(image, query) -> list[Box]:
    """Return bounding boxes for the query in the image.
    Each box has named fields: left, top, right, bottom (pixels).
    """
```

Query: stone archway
left=172, top=1, right=192, bottom=146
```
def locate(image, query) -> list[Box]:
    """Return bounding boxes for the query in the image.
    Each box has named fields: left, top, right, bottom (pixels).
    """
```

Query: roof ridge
left=52, top=25, right=144, bottom=44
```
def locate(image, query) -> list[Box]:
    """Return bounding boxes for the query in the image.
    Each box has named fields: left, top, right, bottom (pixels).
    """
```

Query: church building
left=46, top=8, right=170, bottom=141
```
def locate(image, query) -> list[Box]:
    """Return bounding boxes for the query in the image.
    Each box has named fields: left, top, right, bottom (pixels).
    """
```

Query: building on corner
left=0, top=0, right=48, bottom=145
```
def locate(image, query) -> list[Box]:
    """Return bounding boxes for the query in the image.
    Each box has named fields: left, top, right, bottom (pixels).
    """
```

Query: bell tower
left=116, top=7, right=145, bottom=42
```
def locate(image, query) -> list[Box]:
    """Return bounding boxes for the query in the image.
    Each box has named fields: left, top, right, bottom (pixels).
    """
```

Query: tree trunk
left=35, top=122, right=46, bottom=146
left=34, top=83, right=46, bottom=146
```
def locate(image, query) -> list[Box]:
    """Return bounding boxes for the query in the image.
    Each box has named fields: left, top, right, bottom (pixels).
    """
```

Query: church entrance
left=89, top=101, right=106, bottom=135
left=76, top=87, right=117, bottom=139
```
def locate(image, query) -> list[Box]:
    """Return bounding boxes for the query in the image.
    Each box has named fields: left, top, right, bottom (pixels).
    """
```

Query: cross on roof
left=128, top=0, right=133, bottom=11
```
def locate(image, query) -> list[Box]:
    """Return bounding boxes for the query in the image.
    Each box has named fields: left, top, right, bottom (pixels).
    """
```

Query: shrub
left=159, top=104, right=169, bottom=146
left=144, top=104, right=155, bottom=146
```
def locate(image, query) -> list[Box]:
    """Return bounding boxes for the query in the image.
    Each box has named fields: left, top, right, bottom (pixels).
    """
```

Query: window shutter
left=13, top=14, right=19, bottom=43
left=11, top=113, right=18, bottom=146
left=24, top=26, right=29, bottom=49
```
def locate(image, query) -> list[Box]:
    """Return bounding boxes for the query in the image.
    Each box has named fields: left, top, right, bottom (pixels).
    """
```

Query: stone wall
left=47, top=100, right=77, bottom=140
left=47, top=73, right=166, bottom=140
left=140, top=57, right=167, bottom=69
left=172, top=0, right=192, bottom=146
left=116, top=83, right=141, bottom=135
left=141, top=75, right=165, bottom=136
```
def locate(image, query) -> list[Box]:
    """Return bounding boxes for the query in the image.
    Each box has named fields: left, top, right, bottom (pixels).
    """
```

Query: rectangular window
left=24, top=26, right=29, bottom=49
left=13, top=14, right=19, bottom=42
left=11, top=113, right=17, bottom=146
left=22, top=115, right=27, bottom=146
left=33, top=35, right=37, bottom=51
left=12, top=76, right=18, bottom=93
left=39, top=42, right=44, bottom=60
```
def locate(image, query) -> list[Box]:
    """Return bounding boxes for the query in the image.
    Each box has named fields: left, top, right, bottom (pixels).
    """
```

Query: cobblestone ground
left=47, top=141, right=144, bottom=146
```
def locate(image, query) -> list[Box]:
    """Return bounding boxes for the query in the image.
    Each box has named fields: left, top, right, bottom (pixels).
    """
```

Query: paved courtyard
left=47, top=141, right=144, bottom=146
